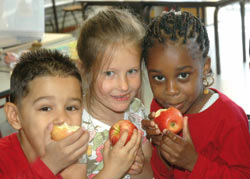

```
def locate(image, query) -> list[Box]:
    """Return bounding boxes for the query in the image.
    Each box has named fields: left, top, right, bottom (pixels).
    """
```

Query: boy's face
left=147, top=42, right=210, bottom=114
left=94, top=44, right=141, bottom=113
left=17, top=76, right=83, bottom=157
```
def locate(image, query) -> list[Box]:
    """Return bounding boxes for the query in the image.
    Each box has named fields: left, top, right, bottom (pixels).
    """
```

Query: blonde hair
left=77, top=7, right=145, bottom=113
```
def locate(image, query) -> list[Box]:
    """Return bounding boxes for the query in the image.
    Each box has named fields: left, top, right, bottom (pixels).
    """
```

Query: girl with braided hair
left=141, top=10, right=250, bottom=178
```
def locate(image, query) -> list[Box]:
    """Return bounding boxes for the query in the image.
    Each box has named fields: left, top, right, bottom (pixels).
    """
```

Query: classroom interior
left=0, top=1, right=249, bottom=137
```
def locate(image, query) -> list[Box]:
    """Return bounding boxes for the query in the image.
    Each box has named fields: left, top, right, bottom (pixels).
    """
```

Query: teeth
left=112, top=94, right=129, bottom=100
left=112, top=95, right=128, bottom=98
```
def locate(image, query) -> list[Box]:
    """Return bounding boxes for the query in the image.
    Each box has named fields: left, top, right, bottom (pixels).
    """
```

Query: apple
left=51, top=122, right=80, bottom=141
left=109, top=120, right=137, bottom=146
left=154, top=107, right=183, bottom=134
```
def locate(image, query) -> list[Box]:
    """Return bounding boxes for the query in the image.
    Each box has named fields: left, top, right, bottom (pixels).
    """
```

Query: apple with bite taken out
left=51, top=122, right=80, bottom=141
left=154, top=107, right=183, bottom=134
left=109, top=120, right=137, bottom=146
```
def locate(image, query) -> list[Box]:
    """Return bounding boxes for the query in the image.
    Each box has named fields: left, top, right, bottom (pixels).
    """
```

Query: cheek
left=131, top=75, right=141, bottom=90
left=94, top=79, right=112, bottom=96
left=150, top=83, right=164, bottom=99
left=180, top=80, right=202, bottom=99
left=70, top=111, right=83, bottom=126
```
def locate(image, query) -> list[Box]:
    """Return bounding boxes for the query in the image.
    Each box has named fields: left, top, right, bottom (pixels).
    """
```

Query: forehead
left=101, top=43, right=141, bottom=69
left=147, top=42, right=202, bottom=70
left=26, top=76, right=82, bottom=96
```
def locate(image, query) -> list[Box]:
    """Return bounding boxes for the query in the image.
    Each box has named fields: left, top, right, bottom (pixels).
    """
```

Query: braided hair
left=142, top=10, right=210, bottom=66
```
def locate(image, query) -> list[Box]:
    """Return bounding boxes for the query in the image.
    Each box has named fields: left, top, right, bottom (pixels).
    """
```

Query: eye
left=39, top=106, right=52, bottom=111
left=178, top=73, right=190, bottom=80
left=104, top=71, right=114, bottom=77
left=66, top=106, right=79, bottom=111
left=128, top=69, right=138, bottom=75
left=153, top=75, right=165, bottom=82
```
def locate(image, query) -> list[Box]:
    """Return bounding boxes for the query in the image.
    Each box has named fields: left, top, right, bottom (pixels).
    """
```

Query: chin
left=112, top=102, right=131, bottom=112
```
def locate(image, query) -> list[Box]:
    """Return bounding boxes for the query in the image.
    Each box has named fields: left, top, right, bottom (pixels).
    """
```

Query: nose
left=165, top=80, right=179, bottom=96
left=118, top=75, right=129, bottom=91
left=54, top=109, right=68, bottom=125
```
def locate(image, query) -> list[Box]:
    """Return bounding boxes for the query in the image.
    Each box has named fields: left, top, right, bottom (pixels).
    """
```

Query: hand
left=101, top=130, right=142, bottom=179
left=60, top=163, right=87, bottom=179
left=127, top=147, right=144, bottom=175
left=141, top=112, right=162, bottom=146
left=41, top=125, right=89, bottom=175
left=160, top=116, right=198, bottom=171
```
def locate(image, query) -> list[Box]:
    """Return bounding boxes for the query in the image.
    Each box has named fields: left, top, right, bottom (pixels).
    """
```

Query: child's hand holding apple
left=160, top=116, right=198, bottom=171
left=141, top=112, right=162, bottom=146
left=127, top=147, right=145, bottom=175
left=41, top=123, right=89, bottom=175
left=99, top=120, right=142, bottom=178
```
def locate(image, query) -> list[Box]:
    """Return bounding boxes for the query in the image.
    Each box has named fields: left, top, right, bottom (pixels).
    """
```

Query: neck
left=17, top=131, right=38, bottom=163
left=89, top=100, right=125, bottom=126
left=186, top=88, right=214, bottom=114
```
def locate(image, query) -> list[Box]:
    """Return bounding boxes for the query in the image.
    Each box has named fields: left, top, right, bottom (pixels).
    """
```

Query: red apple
left=154, top=107, right=183, bottom=134
left=51, top=122, right=80, bottom=141
left=109, top=120, right=138, bottom=146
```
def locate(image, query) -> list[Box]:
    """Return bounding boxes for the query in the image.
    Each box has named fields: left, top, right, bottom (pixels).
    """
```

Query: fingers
left=148, top=112, right=156, bottom=120
left=103, top=140, right=111, bottom=161
left=162, top=130, right=182, bottom=145
left=182, top=116, right=192, bottom=141
left=61, top=127, right=87, bottom=146
left=124, top=129, right=139, bottom=150
left=114, top=130, right=129, bottom=147
left=141, top=119, right=155, bottom=129
left=128, top=162, right=143, bottom=175
left=127, top=151, right=144, bottom=175
left=146, top=128, right=161, bottom=136
left=61, top=129, right=89, bottom=158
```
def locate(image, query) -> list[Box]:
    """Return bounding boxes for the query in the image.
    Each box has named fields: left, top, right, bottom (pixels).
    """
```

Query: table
left=77, top=0, right=247, bottom=75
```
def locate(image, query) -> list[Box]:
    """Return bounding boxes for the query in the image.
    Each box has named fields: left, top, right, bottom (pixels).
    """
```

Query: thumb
left=183, top=116, right=192, bottom=143
left=103, top=140, right=111, bottom=165
left=103, top=140, right=111, bottom=158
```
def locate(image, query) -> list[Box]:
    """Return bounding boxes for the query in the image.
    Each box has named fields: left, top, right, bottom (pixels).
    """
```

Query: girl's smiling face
left=147, top=42, right=210, bottom=114
left=93, top=44, right=141, bottom=114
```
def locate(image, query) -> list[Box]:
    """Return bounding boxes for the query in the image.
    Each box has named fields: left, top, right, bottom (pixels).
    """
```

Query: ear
left=4, top=102, right=22, bottom=130
left=203, top=56, right=211, bottom=76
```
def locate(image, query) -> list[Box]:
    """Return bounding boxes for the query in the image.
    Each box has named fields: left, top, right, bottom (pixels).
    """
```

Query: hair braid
left=142, top=10, right=210, bottom=65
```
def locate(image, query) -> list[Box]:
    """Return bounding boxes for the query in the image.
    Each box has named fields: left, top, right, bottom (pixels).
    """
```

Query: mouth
left=166, top=102, right=184, bottom=110
left=111, top=94, right=130, bottom=101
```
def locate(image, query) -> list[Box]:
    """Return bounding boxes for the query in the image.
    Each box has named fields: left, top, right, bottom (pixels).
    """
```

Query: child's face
left=17, top=76, right=83, bottom=157
left=147, top=42, right=209, bottom=114
left=94, top=44, right=141, bottom=113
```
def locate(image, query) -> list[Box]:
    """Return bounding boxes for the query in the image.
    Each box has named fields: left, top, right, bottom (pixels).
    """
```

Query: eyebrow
left=33, top=96, right=82, bottom=105
left=33, top=96, right=54, bottom=105
left=148, top=66, right=193, bottom=73
left=176, top=66, right=193, bottom=71
left=69, top=98, right=82, bottom=103
left=148, top=69, right=161, bottom=73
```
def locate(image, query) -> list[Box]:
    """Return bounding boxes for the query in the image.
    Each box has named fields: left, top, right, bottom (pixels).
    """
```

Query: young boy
left=0, top=49, right=89, bottom=178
